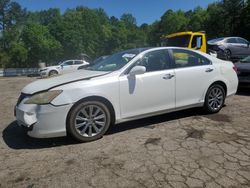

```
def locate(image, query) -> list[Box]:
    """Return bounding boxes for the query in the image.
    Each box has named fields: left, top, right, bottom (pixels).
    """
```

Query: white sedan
left=39, top=60, right=89, bottom=77
left=15, top=47, right=238, bottom=142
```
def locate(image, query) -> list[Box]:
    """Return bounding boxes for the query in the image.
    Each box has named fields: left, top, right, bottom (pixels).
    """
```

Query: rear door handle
left=205, top=68, right=214, bottom=72
left=163, top=74, right=175, bottom=80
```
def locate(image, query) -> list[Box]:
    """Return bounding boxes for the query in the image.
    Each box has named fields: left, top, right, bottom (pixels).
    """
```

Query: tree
left=22, top=23, right=62, bottom=66
left=222, top=0, right=244, bottom=35
left=0, top=0, right=26, bottom=32
left=0, top=0, right=249, bottom=68
left=0, top=0, right=26, bottom=68
left=120, top=13, right=137, bottom=26
left=187, top=7, right=207, bottom=32
left=159, top=10, right=188, bottom=35
left=239, top=0, right=250, bottom=40
left=204, top=2, right=226, bottom=39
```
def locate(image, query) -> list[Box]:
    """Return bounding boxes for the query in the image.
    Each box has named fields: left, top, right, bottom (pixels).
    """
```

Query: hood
left=22, top=70, right=108, bottom=94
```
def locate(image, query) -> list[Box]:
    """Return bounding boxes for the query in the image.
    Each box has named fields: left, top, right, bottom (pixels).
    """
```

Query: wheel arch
left=49, top=69, right=59, bottom=75
left=208, top=81, right=227, bottom=96
left=66, top=95, right=116, bottom=127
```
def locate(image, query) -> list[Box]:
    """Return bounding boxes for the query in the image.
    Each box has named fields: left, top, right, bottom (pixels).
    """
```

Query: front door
left=61, top=60, right=74, bottom=74
left=119, top=49, right=175, bottom=119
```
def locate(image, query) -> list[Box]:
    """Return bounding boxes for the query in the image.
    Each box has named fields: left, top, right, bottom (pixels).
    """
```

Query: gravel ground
left=0, top=77, right=250, bottom=188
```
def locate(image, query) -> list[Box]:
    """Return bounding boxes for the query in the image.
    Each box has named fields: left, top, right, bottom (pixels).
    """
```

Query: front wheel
left=49, top=70, right=58, bottom=77
left=224, top=49, right=231, bottom=60
left=204, top=84, right=225, bottom=114
left=67, top=100, right=111, bottom=142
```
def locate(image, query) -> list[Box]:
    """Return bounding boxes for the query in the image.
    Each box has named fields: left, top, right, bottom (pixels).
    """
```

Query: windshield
left=93, top=56, right=109, bottom=64
left=164, top=35, right=191, bottom=47
left=240, top=56, right=250, bottom=63
left=86, top=48, right=147, bottom=71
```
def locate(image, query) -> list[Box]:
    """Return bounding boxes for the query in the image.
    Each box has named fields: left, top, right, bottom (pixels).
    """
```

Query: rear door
left=170, top=49, right=216, bottom=108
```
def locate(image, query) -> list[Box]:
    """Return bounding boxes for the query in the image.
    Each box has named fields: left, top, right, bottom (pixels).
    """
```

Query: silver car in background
left=208, top=37, right=250, bottom=61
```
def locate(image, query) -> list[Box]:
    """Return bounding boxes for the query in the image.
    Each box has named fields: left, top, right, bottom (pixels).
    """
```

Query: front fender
left=50, top=77, right=121, bottom=120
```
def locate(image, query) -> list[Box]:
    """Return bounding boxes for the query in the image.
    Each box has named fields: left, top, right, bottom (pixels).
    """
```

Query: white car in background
left=40, top=60, right=89, bottom=77
left=15, top=47, right=238, bottom=142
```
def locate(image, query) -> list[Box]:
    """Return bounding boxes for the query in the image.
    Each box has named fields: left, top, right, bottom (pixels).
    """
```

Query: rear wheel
left=204, top=84, right=225, bottom=113
left=67, top=100, right=111, bottom=142
left=49, top=70, right=58, bottom=77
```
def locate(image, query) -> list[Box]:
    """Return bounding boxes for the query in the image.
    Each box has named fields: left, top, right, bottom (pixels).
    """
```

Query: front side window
left=172, top=49, right=210, bottom=68
left=133, top=50, right=170, bottom=72
left=226, top=38, right=237, bottom=43
left=191, top=35, right=202, bottom=48
left=74, top=60, right=83, bottom=65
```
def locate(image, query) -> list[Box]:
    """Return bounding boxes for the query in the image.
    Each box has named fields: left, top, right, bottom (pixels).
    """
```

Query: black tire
left=67, top=100, right=111, bottom=142
left=49, top=70, right=58, bottom=77
left=204, top=84, right=225, bottom=114
left=224, top=49, right=231, bottom=61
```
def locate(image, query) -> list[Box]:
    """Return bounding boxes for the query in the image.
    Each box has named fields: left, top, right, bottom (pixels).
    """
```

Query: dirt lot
left=0, top=77, right=250, bottom=188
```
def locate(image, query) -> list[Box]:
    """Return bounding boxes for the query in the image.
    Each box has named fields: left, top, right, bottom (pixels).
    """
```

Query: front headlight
left=24, top=90, right=62, bottom=105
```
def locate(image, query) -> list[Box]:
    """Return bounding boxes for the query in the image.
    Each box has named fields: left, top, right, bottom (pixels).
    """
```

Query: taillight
left=232, top=65, right=237, bottom=73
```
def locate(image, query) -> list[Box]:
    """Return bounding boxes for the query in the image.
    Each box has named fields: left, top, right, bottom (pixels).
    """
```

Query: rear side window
left=172, top=49, right=210, bottom=68
left=237, top=38, right=248, bottom=44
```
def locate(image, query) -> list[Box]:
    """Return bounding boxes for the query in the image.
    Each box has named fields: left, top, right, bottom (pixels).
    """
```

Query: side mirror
left=128, top=66, right=146, bottom=77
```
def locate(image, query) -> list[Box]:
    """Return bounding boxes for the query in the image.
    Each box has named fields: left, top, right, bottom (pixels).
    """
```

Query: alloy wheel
left=208, top=87, right=224, bottom=111
left=225, top=50, right=231, bottom=60
left=74, top=104, right=107, bottom=137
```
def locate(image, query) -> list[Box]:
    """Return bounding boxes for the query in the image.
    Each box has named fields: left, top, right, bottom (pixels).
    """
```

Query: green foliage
left=8, top=42, right=28, bottom=67
left=0, top=0, right=249, bottom=68
left=22, top=23, right=62, bottom=66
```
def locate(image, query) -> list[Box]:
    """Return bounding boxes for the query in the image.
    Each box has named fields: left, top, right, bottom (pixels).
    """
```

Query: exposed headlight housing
left=24, top=90, right=62, bottom=105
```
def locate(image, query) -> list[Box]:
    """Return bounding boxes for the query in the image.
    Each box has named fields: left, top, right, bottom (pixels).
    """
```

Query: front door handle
left=163, top=74, right=175, bottom=80
left=205, top=68, right=214, bottom=72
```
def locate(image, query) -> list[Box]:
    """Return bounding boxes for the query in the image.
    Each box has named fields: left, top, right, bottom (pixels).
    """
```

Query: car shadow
left=2, top=108, right=205, bottom=150
left=2, top=121, right=79, bottom=150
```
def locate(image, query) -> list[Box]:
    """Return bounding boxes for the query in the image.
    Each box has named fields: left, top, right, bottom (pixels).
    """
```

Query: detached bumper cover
left=15, top=103, right=73, bottom=138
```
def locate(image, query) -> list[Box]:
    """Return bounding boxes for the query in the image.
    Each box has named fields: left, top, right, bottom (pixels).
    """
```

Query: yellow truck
left=161, top=31, right=207, bottom=53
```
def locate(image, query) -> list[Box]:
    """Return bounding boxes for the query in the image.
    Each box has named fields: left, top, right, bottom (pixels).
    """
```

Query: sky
left=15, top=0, right=216, bottom=25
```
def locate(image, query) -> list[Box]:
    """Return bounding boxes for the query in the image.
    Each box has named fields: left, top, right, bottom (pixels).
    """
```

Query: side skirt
left=116, top=103, right=204, bottom=124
